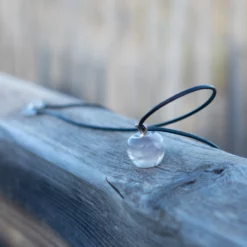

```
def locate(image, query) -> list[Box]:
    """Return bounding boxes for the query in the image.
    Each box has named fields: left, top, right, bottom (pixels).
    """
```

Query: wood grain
left=1, top=74, right=247, bottom=247
left=0, top=197, right=69, bottom=247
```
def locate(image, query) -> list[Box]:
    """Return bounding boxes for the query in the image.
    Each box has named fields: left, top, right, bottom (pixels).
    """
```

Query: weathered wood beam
left=0, top=73, right=247, bottom=247
left=0, top=196, right=69, bottom=247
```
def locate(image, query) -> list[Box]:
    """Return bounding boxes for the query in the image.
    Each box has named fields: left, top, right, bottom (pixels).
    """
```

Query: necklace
left=23, top=85, right=219, bottom=168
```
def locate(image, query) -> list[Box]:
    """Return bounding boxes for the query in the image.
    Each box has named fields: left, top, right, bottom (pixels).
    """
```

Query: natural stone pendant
left=127, top=131, right=165, bottom=168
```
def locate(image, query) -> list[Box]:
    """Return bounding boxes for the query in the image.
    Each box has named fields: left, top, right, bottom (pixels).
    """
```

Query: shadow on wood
left=0, top=197, right=69, bottom=247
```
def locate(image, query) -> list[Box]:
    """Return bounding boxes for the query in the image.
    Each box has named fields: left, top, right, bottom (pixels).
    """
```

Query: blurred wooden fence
left=0, top=0, right=247, bottom=156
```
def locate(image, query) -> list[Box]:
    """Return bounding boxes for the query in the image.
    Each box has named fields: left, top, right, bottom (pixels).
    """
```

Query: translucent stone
left=127, top=131, right=165, bottom=168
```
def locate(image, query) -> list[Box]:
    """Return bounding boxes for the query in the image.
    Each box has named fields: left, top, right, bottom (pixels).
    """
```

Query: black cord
left=32, top=85, right=219, bottom=149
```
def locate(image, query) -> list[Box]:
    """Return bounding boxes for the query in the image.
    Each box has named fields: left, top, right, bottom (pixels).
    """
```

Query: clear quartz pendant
left=127, top=131, right=165, bottom=168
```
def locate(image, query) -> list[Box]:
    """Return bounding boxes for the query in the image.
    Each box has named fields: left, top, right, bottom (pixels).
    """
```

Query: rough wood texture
left=1, top=73, right=247, bottom=247
left=0, top=197, right=69, bottom=247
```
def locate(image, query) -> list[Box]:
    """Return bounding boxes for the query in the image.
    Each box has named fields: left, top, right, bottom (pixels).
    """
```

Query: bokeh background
left=0, top=0, right=246, bottom=156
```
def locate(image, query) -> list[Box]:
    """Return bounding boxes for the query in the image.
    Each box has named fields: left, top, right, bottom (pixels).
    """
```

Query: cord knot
left=22, top=100, right=46, bottom=117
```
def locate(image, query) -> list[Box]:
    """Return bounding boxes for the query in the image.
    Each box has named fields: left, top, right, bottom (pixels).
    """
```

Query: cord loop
left=23, top=85, right=219, bottom=149
left=138, top=85, right=216, bottom=128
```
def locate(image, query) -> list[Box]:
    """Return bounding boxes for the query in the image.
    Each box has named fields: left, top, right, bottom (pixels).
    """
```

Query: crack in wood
left=106, top=177, right=124, bottom=199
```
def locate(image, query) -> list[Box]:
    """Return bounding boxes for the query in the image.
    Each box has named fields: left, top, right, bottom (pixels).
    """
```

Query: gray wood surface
left=0, top=197, right=69, bottom=247
left=1, top=73, right=247, bottom=247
